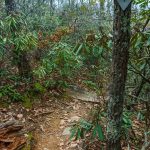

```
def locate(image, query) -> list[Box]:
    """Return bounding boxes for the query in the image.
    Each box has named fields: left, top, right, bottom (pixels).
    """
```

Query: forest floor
left=0, top=87, right=148, bottom=150
left=33, top=96, right=94, bottom=150
left=0, top=88, right=102, bottom=150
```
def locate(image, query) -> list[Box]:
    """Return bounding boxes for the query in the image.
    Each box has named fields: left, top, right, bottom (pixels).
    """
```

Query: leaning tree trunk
left=106, top=0, right=132, bottom=149
left=5, top=0, right=32, bottom=79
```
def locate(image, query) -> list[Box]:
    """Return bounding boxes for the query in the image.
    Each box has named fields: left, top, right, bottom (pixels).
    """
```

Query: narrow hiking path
left=0, top=88, right=145, bottom=150
left=33, top=97, right=94, bottom=150
left=0, top=88, right=102, bottom=150
left=32, top=88, right=100, bottom=150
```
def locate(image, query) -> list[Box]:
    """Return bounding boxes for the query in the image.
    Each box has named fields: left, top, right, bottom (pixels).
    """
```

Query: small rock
left=70, top=143, right=78, bottom=148
left=7, top=112, right=13, bottom=116
left=73, top=106, right=76, bottom=110
left=62, top=127, right=71, bottom=135
left=17, top=114, right=23, bottom=119
left=22, top=118, right=26, bottom=123
left=60, top=142, right=64, bottom=146
left=60, top=126, right=64, bottom=129
left=26, top=109, right=29, bottom=112
left=68, top=116, right=80, bottom=123
left=64, top=117, right=68, bottom=120
left=60, top=120, right=65, bottom=125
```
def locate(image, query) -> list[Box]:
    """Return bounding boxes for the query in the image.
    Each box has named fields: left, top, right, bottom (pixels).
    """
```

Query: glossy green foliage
left=34, top=42, right=82, bottom=85
left=0, top=85, right=22, bottom=102
left=70, top=109, right=105, bottom=142
left=0, top=14, right=37, bottom=62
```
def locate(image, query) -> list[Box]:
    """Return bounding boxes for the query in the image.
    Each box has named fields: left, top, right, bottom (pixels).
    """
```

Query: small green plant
left=122, top=111, right=132, bottom=129
left=70, top=109, right=105, bottom=142
left=22, top=132, right=33, bottom=150
left=122, top=111, right=132, bottom=142
left=0, top=85, right=22, bottom=102
left=70, top=119, right=92, bottom=140
left=34, top=42, right=82, bottom=88
left=22, top=94, right=32, bottom=108
left=34, top=82, right=46, bottom=93
left=83, top=80, right=98, bottom=91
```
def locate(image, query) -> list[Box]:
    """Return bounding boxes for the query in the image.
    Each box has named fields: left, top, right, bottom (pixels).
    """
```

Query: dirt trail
left=34, top=114, right=61, bottom=150
left=0, top=88, right=146, bottom=150
left=33, top=98, right=94, bottom=150
left=0, top=88, right=98, bottom=150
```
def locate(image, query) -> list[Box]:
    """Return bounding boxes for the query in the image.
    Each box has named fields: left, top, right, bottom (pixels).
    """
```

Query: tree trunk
left=100, top=0, right=104, bottom=16
left=5, top=0, right=32, bottom=79
left=106, top=0, right=132, bottom=149
left=107, top=0, right=112, bottom=17
left=17, top=51, right=32, bottom=78
left=99, top=0, right=105, bottom=35
left=50, top=0, right=54, bottom=11
left=5, top=0, right=16, bottom=15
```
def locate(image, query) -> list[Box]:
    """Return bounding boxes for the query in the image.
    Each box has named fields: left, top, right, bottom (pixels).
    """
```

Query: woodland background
left=0, top=0, right=150, bottom=150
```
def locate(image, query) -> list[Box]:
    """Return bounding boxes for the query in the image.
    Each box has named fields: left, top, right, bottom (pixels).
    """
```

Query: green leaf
left=77, top=128, right=81, bottom=140
left=146, top=37, right=150, bottom=46
left=0, top=93, right=2, bottom=98
left=80, top=119, right=92, bottom=130
left=96, top=124, right=104, bottom=141
left=140, top=63, right=145, bottom=71
left=92, top=124, right=104, bottom=141
left=76, top=44, right=83, bottom=55
left=72, top=43, right=79, bottom=52
left=80, top=5, right=88, bottom=12
left=0, top=21, right=4, bottom=27
left=92, top=126, right=97, bottom=138
left=70, top=127, right=77, bottom=140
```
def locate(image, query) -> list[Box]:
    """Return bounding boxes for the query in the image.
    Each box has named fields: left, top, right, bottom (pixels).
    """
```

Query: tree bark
left=106, top=0, right=132, bottom=149
left=16, top=51, right=32, bottom=78
left=99, top=0, right=105, bottom=33
left=5, top=0, right=16, bottom=15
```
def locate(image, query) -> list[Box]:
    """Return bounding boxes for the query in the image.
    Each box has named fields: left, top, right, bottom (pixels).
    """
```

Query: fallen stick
left=0, top=120, right=16, bottom=129
left=0, top=138, right=14, bottom=143
left=35, top=111, right=54, bottom=117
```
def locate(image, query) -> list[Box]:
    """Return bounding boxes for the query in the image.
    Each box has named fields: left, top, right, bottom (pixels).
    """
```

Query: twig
left=16, top=126, right=36, bottom=136
left=128, top=63, right=150, bottom=84
left=34, top=111, right=54, bottom=117
left=142, top=15, right=150, bottom=32
left=141, top=132, right=150, bottom=150
left=0, top=120, right=16, bottom=129
left=28, top=117, right=37, bottom=123
left=128, top=94, right=148, bottom=102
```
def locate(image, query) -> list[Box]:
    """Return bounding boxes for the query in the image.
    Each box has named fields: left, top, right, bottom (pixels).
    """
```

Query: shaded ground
left=33, top=98, right=94, bottom=150
left=0, top=88, right=96, bottom=150
left=0, top=88, right=149, bottom=150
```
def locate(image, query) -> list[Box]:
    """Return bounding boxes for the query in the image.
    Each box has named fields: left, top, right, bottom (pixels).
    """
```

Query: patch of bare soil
left=33, top=98, right=94, bottom=150
left=0, top=88, right=96, bottom=150
left=31, top=88, right=99, bottom=150
left=33, top=115, right=61, bottom=150
left=1, top=88, right=147, bottom=150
